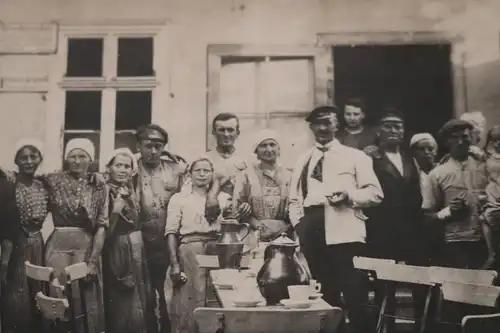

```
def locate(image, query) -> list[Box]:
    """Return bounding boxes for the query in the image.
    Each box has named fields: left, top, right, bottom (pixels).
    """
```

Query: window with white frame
left=50, top=22, right=166, bottom=171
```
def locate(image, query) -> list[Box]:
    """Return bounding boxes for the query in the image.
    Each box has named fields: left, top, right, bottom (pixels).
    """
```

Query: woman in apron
left=1, top=139, right=49, bottom=333
left=232, top=130, right=292, bottom=242
left=44, top=138, right=108, bottom=333
left=166, top=157, right=230, bottom=333
left=103, top=148, right=156, bottom=333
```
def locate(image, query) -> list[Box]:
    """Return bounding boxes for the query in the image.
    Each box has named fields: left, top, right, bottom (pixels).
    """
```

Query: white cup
left=288, top=285, right=311, bottom=300
left=309, top=279, right=322, bottom=293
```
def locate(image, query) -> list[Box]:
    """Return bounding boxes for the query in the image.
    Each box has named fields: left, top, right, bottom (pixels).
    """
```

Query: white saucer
left=232, top=299, right=262, bottom=307
left=280, top=299, right=313, bottom=309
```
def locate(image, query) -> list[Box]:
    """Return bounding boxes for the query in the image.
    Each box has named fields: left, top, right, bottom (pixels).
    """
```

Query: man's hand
left=327, top=191, right=350, bottom=207
left=170, top=263, right=183, bottom=288
left=85, top=261, right=99, bottom=283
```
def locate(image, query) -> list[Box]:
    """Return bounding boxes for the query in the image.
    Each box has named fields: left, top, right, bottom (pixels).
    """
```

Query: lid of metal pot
left=269, top=233, right=298, bottom=246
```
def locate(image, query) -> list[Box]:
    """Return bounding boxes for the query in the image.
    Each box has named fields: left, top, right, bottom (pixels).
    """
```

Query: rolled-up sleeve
left=348, top=153, right=383, bottom=208
left=422, top=171, right=441, bottom=211
left=97, top=186, right=110, bottom=228
left=165, top=193, right=183, bottom=235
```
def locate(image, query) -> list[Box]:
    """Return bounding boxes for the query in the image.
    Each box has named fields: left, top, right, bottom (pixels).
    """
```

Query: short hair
left=189, top=157, right=215, bottom=174
left=212, top=113, right=240, bottom=131
left=135, top=124, right=169, bottom=143
left=345, top=98, right=365, bottom=111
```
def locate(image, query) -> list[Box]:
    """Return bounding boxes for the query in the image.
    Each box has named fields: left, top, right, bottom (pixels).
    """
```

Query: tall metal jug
left=216, top=219, right=250, bottom=269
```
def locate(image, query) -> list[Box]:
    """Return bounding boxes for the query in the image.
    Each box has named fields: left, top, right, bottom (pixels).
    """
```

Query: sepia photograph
left=0, top=0, right=500, bottom=332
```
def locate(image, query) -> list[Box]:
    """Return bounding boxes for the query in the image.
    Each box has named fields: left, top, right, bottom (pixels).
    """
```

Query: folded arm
left=346, top=153, right=383, bottom=208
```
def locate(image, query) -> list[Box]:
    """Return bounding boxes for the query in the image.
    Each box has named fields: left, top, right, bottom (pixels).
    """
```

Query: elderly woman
left=1, top=139, right=49, bottom=333
left=103, top=148, right=156, bottom=333
left=232, top=129, right=292, bottom=242
left=166, top=157, right=230, bottom=333
left=44, top=138, right=108, bottom=333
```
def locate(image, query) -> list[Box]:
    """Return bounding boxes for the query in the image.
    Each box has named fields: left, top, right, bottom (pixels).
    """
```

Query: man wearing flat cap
left=134, top=123, right=188, bottom=333
left=363, top=109, right=428, bottom=333
left=289, top=105, right=383, bottom=333
left=422, top=119, right=489, bottom=269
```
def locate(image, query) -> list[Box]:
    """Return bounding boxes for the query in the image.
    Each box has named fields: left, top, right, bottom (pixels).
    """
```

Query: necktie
left=311, top=146, right=329, bottom=182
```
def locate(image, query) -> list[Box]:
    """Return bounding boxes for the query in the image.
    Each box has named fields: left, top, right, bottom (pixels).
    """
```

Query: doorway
left=333, top=44, right=454, bottom=140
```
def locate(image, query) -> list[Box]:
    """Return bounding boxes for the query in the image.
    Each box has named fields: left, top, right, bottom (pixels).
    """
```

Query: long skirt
left=1, top=231, right=43, bottom=333
left=44, top=227, right=105, bottom=333
left=169, top=238, right=217, bottom=333
left=103, top=230, right=157, bottom=333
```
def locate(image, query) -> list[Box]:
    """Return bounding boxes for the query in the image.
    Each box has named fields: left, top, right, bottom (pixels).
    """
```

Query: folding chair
left=462, top=313, right=500, bottom=332
left=370, top=262, right=434, bottom=333
left=25, top=262, right=90, bottom=333
left=432, top=281, right=500, bottom=333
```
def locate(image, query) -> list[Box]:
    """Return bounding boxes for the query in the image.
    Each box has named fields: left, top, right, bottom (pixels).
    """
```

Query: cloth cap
left=136, top=124, right=169, bottom=143
left=106, top=148, right=138, bottom=174
left=438, top=119, right=473, bottom=140
left=305, top=106, right=339, bottom=123
left=410, top=133, right=437, bottom=149
left=379, top=108, right=405, bottom=123
left=252, top=129, right=280, bottom=153
left=64, top=138, right=95, bottom=161
left=14, top=138, right=44, bottom=160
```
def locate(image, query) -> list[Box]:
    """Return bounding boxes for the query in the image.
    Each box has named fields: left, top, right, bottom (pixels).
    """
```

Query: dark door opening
left=333, top=44, right=454, bottom=141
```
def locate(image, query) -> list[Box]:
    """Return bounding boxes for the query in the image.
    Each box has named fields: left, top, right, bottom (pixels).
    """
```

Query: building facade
left=1, top=0, right=500, bottom=171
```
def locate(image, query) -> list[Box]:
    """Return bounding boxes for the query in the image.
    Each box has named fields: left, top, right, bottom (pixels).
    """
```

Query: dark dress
left=0, top=176, right=48, bottom=333
left=103, top=183, right=157, bottom=333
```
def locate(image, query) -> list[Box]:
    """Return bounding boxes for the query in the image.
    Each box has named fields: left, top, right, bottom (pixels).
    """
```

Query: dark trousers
left=432, top=240, right=487, bottom=269
left=300, top=206, right=375, bottom=333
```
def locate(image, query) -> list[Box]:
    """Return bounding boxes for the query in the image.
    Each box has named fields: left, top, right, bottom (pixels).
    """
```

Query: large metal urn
left=216, top=219, right=250, bottom=269
left=256, top=233, right=310, bottom=305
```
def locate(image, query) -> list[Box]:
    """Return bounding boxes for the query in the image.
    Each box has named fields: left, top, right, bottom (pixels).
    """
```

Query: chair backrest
left=35, top=291, right=69, bottom=321
left=353, top=256, right=396, bottom=271
left=64, top=262, right=88, bottom=282
left=372, top=262, right=433, bottom=285
left=429, top=267, right=497, bottom=285
left=194, top=307, right=343, bottom=333
left=441, top=282, right=500, bottom=308
left=25, top=261, right=54, bottom=282
left=462, top=313, right=500, bottom=333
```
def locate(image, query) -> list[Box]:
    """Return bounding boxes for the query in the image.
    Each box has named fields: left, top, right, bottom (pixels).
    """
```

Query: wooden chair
left=370, top=262, right=434, bottom=333
left=429, top=266, right=497, bottom=285
left=432, top=282, right=500, bottom=333
left=25, top=262, right=89, bottom=333
left=462, top=313, right=500, bottom=332
left=194, top=307, right=343, bottom=333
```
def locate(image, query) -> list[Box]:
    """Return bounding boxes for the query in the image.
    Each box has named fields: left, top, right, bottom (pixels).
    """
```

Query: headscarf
left=180, top=156, right=215, bottom=194
left=409, top=133, right=437, bottom=150
left=64, top=138, right=95, bottom=161
left=14, top=138, right=44, bottom=161
left=106, top=148, right=138, bottom=175
left=252, top=129, right=280, bottom=153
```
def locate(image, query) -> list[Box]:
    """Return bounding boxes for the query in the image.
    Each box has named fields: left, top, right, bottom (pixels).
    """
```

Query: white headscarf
left=106, top=148, right=138, bottom=175
left=14, top=138, right=44, bottom=159
left=410, top=133, right=437, bottom=150
left=64, top=138, right=95, bottom=161
left=252, top=129, right=280, bottom=153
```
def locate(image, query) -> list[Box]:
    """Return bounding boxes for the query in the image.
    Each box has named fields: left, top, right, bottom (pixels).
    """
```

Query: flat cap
left=438, top=119, right=473, bottom=139
left=136, top=124, right=169, bottom=143
left=379, top=107, right=405, bottom=123
left=305, top=105, right=339, bottom=123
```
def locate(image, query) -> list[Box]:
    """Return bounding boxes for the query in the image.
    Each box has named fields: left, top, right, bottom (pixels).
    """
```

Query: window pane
left=117, top=37, right=154, bottom=77
left=64, top=91, right=102, bottom=130
left=219, top=61, right=259, bottom=115
left=63, top=132, right=100, bottom=172
left=66, top=38, right=104, bottom=77
left=115, top=91, right=152, bottom=130
left=115, top=131, right=138, bottom=153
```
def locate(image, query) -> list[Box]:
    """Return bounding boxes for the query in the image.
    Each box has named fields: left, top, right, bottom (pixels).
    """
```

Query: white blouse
left=164, top=191, right=231, bottom=236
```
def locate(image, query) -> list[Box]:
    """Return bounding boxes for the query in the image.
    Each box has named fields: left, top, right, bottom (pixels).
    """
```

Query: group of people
left=0, top=99, right=499, bottom=333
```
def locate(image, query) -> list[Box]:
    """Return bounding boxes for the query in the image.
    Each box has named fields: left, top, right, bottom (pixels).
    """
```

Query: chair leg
left=419, top=288, right=433, bottom=333
left=376, top=294, right=388, bottom=333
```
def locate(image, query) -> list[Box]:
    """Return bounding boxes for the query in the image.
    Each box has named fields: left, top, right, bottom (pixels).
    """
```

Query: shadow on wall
left=466, top=57, right=500, bottom=130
